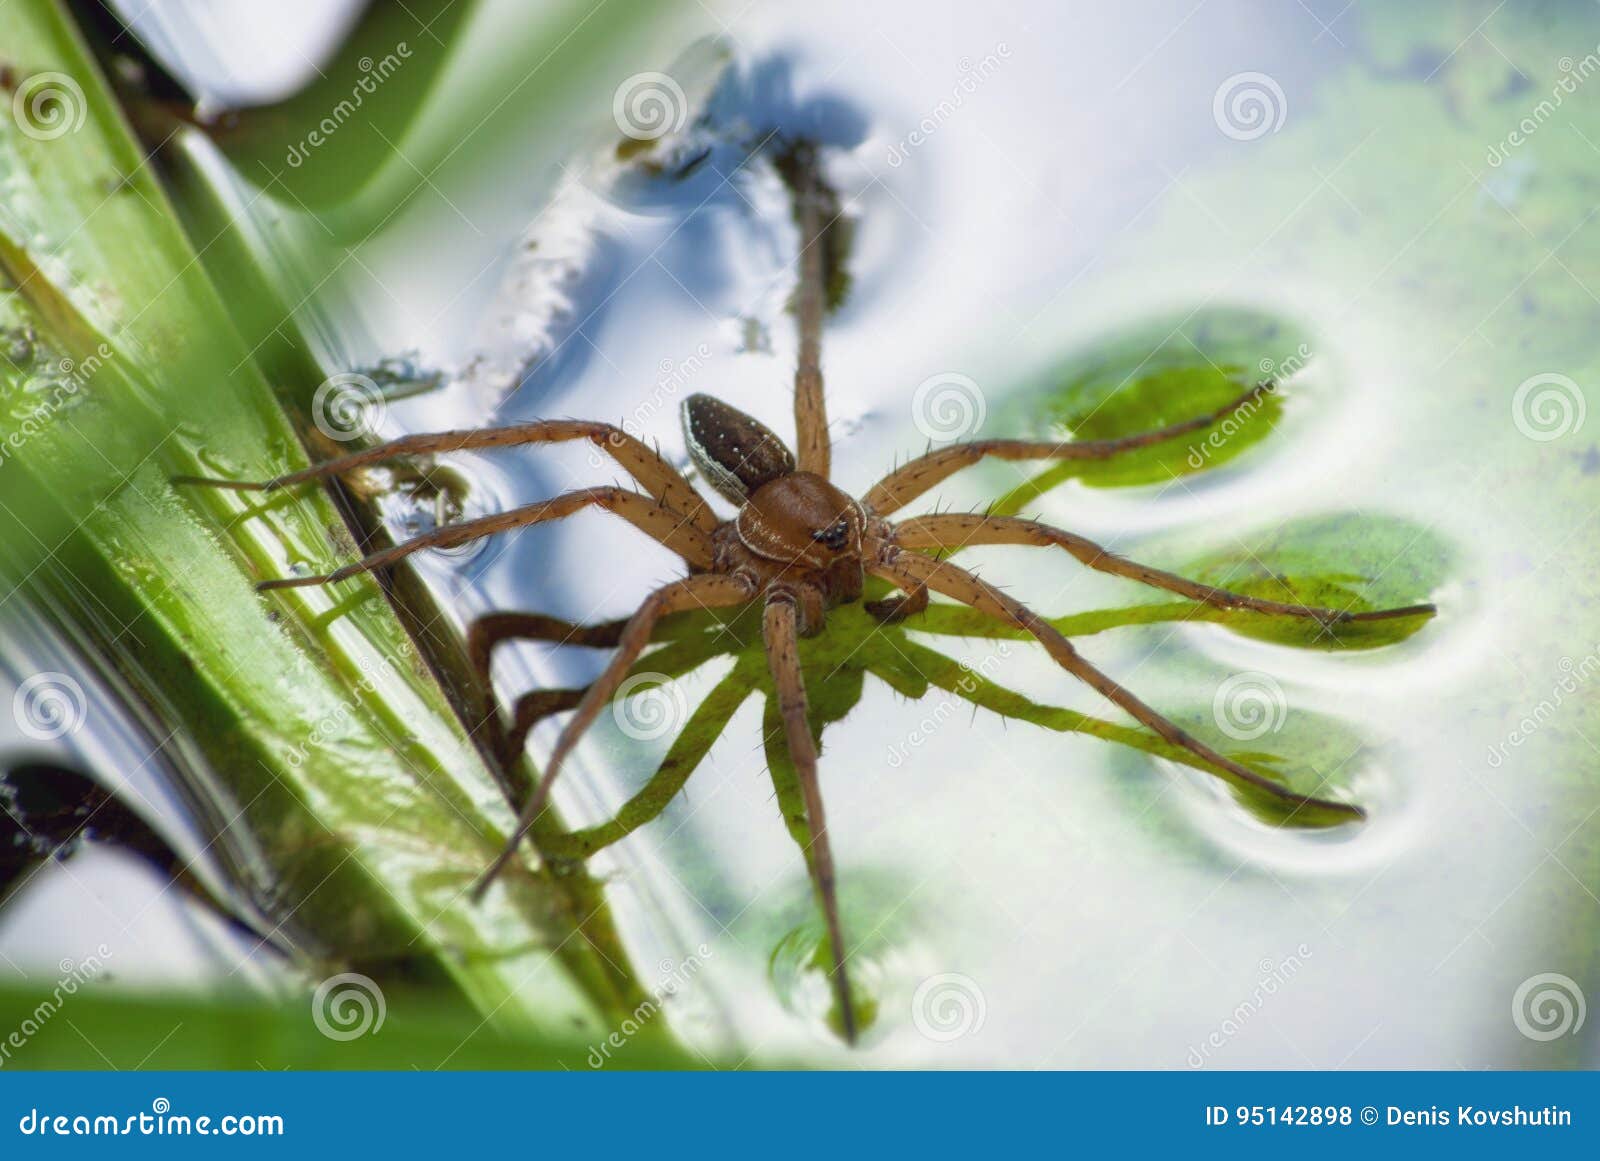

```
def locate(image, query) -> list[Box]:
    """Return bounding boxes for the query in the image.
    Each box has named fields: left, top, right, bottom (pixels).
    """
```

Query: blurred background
left=0, top=0, right=1595, bottom=1068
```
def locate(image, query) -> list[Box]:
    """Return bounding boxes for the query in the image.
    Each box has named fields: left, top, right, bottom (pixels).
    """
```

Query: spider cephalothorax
left=683, top=391, right=867, bottom=621
left=180, top=140, right=1434, bottom=1044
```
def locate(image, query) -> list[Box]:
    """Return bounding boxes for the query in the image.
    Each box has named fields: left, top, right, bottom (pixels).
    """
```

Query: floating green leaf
left=992, top=307, right=1308, bottom=513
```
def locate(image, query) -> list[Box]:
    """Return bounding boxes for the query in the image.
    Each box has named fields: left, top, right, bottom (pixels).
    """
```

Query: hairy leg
left=472, top=573, right=758, bottom=899
left=891, top=513, right=1435, bottom=626
left=497, top=626, right=735, bottom=770
left=864, top=382, right=1271, bottom=516
left=547, top=668, right=756, bottom=860
left=256, top=487, right=714, bottom=590
left=466, top=613, right=630, bottom=678
left=872, top=548, right=1362, bottom=822
left=862, top=572, right=929, bottom=624
left=476, top=607, right=747, bottom=796
left=485, top=688, right=583, bottom=776
left=763, top=591, right=857, bottom=1043
left=776, top=140, right=835, bottom=479
left=466, top=612, right=629, bottom=761
left=175, top=419, right=716, bottom=533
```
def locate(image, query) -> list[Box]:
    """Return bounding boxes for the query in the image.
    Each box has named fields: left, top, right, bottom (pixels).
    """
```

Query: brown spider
left=181, top=141, right=1433, bottom=1044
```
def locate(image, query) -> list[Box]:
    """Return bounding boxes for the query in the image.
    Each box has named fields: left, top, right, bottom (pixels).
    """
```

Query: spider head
left=811, top=518, right=851, bottom=551
left=737, top=471, right=864, bottom=572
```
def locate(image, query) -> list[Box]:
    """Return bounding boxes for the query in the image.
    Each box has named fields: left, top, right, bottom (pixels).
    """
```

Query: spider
left=181, top=140, right=1434, bottom=1044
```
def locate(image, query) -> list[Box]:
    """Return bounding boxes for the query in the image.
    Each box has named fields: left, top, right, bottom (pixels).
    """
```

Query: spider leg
left=891, top=514, right=1435, bottom=626
left=549, top=667, right=756, bottom=860
left=476, top=607, right=743, bottom=789
left=466, top=613, right=629, bottom=678
left=485, top=687, right=582, bottom=773
left=497, top=627, right=734, bottom=772
left=175, top=419, right=716, bottom=533
left=762, top=592, right=857, bottom=1044
left=778, top=140, right=835, bottom=479
left=465, top=612, right=629, bottom=762
left=871, top=547, right=1363, bottom=821
left=864, top=382, right=1273, bottom=517
left=472, top=573, right=757, bottom=900
left=862, top=572, right=929, bottom=624
left=256, top=487, right=713, bottom=591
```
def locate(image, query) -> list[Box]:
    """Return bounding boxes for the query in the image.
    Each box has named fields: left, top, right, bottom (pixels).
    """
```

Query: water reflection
left=0, top=599, right=288, bottom=994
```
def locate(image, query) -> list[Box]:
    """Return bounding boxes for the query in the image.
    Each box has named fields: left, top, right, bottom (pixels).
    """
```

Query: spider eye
left=811, top=520, right=850, bottom=551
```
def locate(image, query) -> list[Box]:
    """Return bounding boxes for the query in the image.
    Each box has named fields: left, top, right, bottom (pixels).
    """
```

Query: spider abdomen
left=681, top=394, right=795, bottom=504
